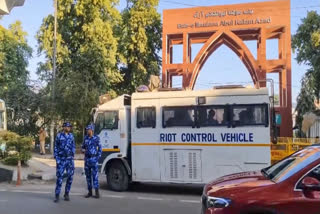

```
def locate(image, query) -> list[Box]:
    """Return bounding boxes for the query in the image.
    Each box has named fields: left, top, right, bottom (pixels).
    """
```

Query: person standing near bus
left=39, top=127, right=47, bottom=155
left=82, top=124, right=102, bottom=199
left=54, top=122, right=75, bottom=203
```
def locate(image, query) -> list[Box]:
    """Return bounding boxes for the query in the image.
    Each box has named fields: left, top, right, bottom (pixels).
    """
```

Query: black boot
left=54, top=194, right=59, bottom=203
left=85, top=189, right=92, bottom=198
left=64, top=193, right=70, bottom=201
left=94, top=189, right=100, bottom=199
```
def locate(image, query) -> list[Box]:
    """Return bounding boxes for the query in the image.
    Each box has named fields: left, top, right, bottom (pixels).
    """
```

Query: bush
left=0, top=131, right=33, bottom=165
left=3, top=153, right=19, bottom=165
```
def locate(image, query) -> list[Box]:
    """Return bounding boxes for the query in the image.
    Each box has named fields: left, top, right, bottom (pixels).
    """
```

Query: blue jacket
left=54, top=132, right=76, bottom=159
left=81, top=135, right=102, bottom=159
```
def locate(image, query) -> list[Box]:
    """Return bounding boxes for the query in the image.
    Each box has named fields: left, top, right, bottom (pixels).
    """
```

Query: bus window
left=163, top=106, right=194, bottom=128
left=137, top=107, right=156, bottom=128
left=197, top=106, right=228, bottom=127
left=232, top=104, right=268, bottom=126
left=94, top=111, right=118, bottom=134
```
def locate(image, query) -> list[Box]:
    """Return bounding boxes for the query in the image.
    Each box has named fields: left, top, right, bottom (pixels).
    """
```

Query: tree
left=0, top=21, right=31, bottom=88
left=312, top=31, right=320, bottom=47
left=292, top=11, right=320, bottom=135
left=118, top=0, right=162, bottom=93
left=0, top=22, right=38, bottom=137
left=292, top=11, right=320, bottom=100
left=295, top=75, right=316, bottom=136
left=37, top=0, right=123, bottom=134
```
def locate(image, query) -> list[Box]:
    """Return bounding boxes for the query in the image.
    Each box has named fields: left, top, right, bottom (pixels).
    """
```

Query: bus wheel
left=107, top=161, right=129, bottom=191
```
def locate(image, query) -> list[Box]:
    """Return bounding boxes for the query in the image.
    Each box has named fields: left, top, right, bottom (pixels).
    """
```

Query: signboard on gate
left=276, top=114, right=282, bottom=125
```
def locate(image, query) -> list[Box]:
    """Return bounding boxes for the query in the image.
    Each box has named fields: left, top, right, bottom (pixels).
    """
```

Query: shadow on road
left=100, top=182, right=203, bottom=196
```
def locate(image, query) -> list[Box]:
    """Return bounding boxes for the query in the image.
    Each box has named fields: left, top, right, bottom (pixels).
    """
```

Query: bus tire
left=106, top=161, right=129, bottom=191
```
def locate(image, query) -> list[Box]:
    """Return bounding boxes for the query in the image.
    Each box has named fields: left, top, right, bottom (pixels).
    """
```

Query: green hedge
left=0, top=131, right=33, bottom=165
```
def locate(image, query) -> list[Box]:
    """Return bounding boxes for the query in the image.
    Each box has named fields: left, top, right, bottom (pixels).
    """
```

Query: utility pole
left=50, top=0, right=58, bottom=155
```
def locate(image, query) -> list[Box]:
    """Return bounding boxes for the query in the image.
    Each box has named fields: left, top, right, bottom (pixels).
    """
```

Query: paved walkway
left=32, top=153, right=84, bottom=160
left=33, top=156, right=84, bottom=168
left=0, top=154, right=84, bottom=182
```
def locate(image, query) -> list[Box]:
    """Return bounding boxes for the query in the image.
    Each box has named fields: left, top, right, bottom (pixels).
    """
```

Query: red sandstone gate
left=162, top=0, right=292, bottom=137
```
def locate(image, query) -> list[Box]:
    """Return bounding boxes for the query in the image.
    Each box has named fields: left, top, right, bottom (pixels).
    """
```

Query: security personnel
left=82, top=124, right=102, bottom=198
left=54, top=122, right=75, bottom=203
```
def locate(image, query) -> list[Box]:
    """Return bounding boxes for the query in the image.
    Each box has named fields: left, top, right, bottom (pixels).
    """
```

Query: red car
left=202, top=145, right=320, bottom=214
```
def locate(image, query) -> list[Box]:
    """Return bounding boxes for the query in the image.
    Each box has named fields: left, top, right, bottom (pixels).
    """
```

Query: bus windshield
left=94, top=111, right=118, bottom=134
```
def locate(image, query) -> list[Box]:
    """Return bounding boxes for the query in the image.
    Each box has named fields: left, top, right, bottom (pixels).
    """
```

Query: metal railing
left=271, top=138, right=320, bottom=163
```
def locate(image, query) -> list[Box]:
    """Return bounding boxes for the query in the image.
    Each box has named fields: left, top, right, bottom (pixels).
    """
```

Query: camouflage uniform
left=54, top=123, right=75, bottom=199
left=82, top=129, right=102, bottom=191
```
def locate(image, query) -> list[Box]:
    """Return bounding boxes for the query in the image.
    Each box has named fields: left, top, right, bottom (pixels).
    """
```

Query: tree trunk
left=50, top=121, right=55, bottom=155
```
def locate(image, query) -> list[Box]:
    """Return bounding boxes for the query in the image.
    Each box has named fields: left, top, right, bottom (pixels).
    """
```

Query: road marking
left=11, top=190, right=51, bottom=194
left=4, top=189, right=200, bottom=204
left=137, top=197, right=163, bottom=201
left=102, top=195, right=125, bottom=199
left=70, top=193, right=83, bottom=196
left=179, top=199, right=200, bottom=204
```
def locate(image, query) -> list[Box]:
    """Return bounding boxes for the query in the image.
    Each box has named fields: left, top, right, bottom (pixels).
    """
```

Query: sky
left=1, top=0, right=320, bottom=104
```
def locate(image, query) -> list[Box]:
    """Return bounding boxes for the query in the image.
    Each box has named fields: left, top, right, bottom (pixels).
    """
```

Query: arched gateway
left=162, top=0, right=292, bottom=137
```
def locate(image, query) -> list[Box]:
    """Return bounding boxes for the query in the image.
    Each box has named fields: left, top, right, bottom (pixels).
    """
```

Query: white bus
left=0, top=99, right=7, bottom=131
left=94, top=87, right=271, bottom=191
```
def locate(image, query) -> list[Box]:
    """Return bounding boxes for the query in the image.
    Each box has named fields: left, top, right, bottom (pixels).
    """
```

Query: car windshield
left=262, top=146, right=320, bottom=182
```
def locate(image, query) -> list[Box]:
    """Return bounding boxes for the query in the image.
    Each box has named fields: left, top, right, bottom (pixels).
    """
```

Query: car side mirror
left=301, top=177, right=320, bottom=191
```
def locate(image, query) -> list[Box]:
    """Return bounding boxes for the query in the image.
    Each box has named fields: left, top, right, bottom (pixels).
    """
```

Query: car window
left=263, top=147, right=320, bottom=182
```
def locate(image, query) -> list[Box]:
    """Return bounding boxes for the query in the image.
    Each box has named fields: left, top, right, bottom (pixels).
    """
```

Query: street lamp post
left=50, top=0, right=58, bottom=155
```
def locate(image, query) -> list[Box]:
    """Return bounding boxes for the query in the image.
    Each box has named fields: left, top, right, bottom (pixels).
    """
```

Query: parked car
left=202, top=145, right=320, bottom=214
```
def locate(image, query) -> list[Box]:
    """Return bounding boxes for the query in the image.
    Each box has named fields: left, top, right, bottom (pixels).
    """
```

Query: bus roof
left=97, top=94, right=130, bottom=111
left=132, top=87, right=268, bottom=100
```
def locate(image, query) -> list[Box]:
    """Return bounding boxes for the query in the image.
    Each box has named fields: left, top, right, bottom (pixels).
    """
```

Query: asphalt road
left=0, top=172, right=202, bottom=214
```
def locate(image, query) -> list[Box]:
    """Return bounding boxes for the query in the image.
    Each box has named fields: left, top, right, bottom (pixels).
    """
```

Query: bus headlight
left=206, top=196, right=232, bottom=208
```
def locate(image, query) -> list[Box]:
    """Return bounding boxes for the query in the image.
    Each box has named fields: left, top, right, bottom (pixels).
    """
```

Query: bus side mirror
left=271, top=136, right=277, bottom=144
